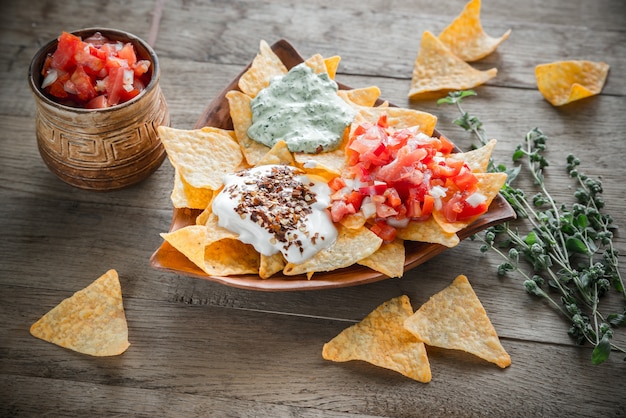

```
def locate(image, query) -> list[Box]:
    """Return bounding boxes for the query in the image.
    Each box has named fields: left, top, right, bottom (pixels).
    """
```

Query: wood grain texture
left=1, top=0, right=625, bottom=416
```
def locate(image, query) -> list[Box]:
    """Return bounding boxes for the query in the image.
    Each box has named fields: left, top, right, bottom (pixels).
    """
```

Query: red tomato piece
left=370, top=220, right=397, bottom=242
left=70, top=64, right=97, bottom=102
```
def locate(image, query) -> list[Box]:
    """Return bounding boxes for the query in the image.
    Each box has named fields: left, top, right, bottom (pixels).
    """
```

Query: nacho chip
left=259, top=253, right=286, bottom=279
left=438, top=0, right=511, bottom=62
left=450, top=138, right=497, bottom=173
left=409, top=31, right=497, bottom=100
left=358, top=239, right=406, bottom=278
left=304, top=53, right=328, bottom=74
left=226, top=90, right=272, bottom=166
left=404, top=275, right=511, bottom=368
left=356, top=106, right=438, bottom=137
left=238, top=40, right=288, bottom=98
left=255, top=140, right=296, bottom=167
left=338, top=86, right=382, bottom=108
left=535, top=60, right=610, bottom=106
left=397, top=217, right=461, bottom=247
left=324, top=55, right=341, bottom=79
left=30, top=269, right=130, bottom=356
left=161, top=224, right=260, bottom=276
left=322, top=295, right=431, bottom=383
left=283, top=224, right=383, bottom=277
left=171, top=168, right=214, bottom=209
left=158, top=126, right=243, bottom=190
left=432, top=172, right=507, bottom=234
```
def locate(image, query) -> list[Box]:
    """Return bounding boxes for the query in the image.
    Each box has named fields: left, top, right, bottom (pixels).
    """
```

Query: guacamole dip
left=247, top=63, right=355, bottom=154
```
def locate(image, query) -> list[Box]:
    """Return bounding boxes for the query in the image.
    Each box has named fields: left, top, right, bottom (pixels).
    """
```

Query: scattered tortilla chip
left=226, top=90, right=271, bottom=166
left=397, top=217, right=460, bottom=247
left=432, top=172, right=507, bottom=234
left=322, top=295, right=431, bottom=383
left=340, top=212, right=368, bottom=230
left=158, top=126, right=243, bottom=190
left=450, top=138, right=497, bottom=173
left=358, top=239, right=406, bottom=278
left=171, top=168, right=214, bottom=209
left=404, top=275, right=511, bottom=368
left=338, top=86, right=382, bottom=108
left=409, top=31, right=497, bottom=100
left=283, top=225, right=382, bottom=277
left=438, top=0, right=511, bottom=62
left=238, top=40, right=288, bottom=98
left=30, top=269, right=130, bottom=356
left=535, top=60, right=610, bottom=106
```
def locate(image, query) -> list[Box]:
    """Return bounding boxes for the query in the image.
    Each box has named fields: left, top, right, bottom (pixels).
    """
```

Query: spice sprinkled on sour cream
left=212, top=165, right=338, bottom=264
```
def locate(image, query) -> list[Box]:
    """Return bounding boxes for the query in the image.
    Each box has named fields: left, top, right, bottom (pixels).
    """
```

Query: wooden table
left=2, top=0, right=625, bottom=416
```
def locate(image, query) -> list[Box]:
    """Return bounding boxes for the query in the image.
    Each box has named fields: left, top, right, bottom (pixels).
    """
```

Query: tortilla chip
left=226, top=90, right=271, bottom=166
left=432, top=172, right=507, bottom=234
left=259, top=253, right=286, bottom=279
left=324, top=55, right=341, bottom=79
left=158, top=126, right=243, bottom=190
left=358, top=239, right=406, bottom=278
left=535, top=60, right=610, bottom=106
left=450, top=138, right=497, bottom=173
left=409, top=31, right=497, bottom=100
left=255, top=140, right=296, bottom=167
left=238, top=40, right=288, bottom=98
left=322, top=295, right=431, bottom=383
left=340, top=212, right=368, bottom=229
left=404, top=275, right=511, bottom=368
left=283, top=225, right=382, bottom=276
left=294, top=146, right=347, bottom=178
left=338, top=86, right=382, bottom=108
left=30, top=269, right=130, bottom=356
left=171, top=168, right=214, bottom=209
left=304, top=53, right=328, bottom=74
left=356, top=106, right=438, bottom=137
left=438, top=0, right=511, bottom=62
left=161, top=224, right=260, bottom=276
left=396, top=217, right=460, bottom=247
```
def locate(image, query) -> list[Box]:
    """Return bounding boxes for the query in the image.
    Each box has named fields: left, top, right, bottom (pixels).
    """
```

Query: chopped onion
left=360, top=197, right=377, bottom=219
left=41, top=69, right=58, bottom=89
left=466, top=192, right=487, bottom=207
left=386, top=216, right=410, bottom=229
left=430, top=185, right=448, bottom=199
left=122, top=69, right=134, bottom=92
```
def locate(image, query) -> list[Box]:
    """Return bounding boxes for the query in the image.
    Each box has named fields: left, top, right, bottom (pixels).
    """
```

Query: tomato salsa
left=328, top=114, right=488, bottom=242
left=40, top=31, right=151, bottom=109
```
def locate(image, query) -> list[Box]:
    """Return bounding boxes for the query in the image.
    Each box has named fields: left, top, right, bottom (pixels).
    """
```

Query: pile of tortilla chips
left=409, top=0, right=510, bottom=99
left=158, top=40, right=507, bottom=280
left=30, top=269, right=130, bottom=356
left=535, top=60, right=610, bottom=106
left=322, top=275, right=511, bottom=382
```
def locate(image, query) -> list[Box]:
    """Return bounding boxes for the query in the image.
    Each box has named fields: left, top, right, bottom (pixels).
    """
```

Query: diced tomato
left=344, top=191, right=364, bottom=211
left=328, top=176, right=346, bottom=192
left=441, top=193, right=488, bottom=222
left=117, top=42, right=137, bottom=67
left=420, top=194, right=435, bottom=217
left=384, top=187, right=402, bottom=208
left=370, top=220, right=397, bottom=242
left=359, top=183, right=388, bottom=196
left=438, top=134, right=456, bottom=154
left=330, top=200, right=356, bottom=223
left=453, top=167, right=479, bottom=190
left=85, top=95, right=109, bottom=109
left=40, top=31, right=150, bottom=108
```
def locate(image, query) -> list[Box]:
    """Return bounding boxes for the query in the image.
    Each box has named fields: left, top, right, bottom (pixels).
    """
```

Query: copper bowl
left=28, top=28, right=169, bottom=191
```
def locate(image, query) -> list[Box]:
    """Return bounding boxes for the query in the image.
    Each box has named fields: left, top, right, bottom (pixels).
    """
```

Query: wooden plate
left=150, top=39, right=516, bottom=291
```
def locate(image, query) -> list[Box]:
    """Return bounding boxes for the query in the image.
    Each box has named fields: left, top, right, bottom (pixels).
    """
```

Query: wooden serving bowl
left=28, top=28, right=169, bottom=191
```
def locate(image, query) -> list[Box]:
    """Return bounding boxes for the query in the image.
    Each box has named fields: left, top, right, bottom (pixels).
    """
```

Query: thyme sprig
left=438, top=91, right=626, bottom=364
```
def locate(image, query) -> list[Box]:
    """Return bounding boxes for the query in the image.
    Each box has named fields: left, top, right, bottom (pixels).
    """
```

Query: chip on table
left=322, top=295, right=432, bottom=383
left=404, top=274, right=511, bottom=368
left=535, top=60, right=610, bottom=106
left=30, top=269, right=130, bottom=356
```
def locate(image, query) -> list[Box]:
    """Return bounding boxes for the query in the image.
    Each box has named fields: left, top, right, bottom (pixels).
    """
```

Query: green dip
left=247, top=63, right=355, bottom=153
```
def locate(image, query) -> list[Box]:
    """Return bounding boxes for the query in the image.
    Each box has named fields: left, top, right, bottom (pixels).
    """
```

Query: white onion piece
left=41, top=69, right=58, bottom=89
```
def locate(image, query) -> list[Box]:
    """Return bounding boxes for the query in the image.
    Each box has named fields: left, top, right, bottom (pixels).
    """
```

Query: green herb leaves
left=439, top=91, right=625, bottom=364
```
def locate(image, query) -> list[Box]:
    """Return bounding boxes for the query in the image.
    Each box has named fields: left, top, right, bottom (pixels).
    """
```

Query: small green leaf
left=566, top=237, right=588, bottom=254
left=591, top=333, right=612, bottom=365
